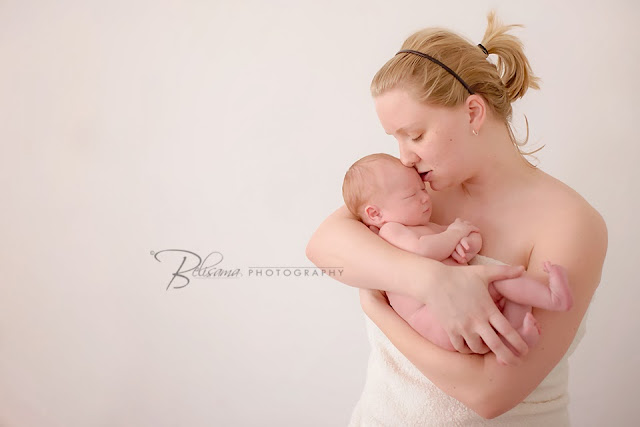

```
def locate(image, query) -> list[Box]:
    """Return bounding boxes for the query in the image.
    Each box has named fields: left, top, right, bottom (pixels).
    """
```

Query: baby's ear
left=363, top=204, right=384, bottom=226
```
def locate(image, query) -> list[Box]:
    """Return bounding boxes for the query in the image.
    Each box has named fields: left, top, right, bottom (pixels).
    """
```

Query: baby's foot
left=544, top=261, right=573, bottom=311
left=519, top=311, right=541, bottom=348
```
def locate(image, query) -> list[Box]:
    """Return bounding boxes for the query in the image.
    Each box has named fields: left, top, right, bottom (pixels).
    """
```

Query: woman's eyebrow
left=386, top=124, right=421, bottom=135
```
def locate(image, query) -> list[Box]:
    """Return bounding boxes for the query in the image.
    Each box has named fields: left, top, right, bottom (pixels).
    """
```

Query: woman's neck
left=459, top=121, right=541, bottom=204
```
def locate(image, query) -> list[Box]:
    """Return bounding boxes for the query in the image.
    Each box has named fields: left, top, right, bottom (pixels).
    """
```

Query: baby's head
left=342, top=153, right=432, bottom=228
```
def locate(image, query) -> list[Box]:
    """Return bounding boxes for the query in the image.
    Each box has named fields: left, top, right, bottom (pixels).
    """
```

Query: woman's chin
left=427, top=179, right=449, bottom=192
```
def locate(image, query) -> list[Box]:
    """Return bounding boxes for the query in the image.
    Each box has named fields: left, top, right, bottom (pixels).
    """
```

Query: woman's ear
left=465, top=94, right=486, bottom=131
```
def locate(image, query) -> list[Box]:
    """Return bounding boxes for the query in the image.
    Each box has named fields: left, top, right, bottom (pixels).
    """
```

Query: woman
left=305, top=12, right=607, bottom=425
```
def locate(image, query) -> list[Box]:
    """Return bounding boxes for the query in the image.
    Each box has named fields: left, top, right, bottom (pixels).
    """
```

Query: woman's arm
left=306, top=204, right=529, bottom=365
left=360, top=204, right=607, bottom=419
left=306, top=205, right=447, bottom=295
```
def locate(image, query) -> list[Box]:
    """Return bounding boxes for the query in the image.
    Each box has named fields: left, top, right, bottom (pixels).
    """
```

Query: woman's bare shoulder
left=534, top=172, right=607, bottom=238
left=526, top=171, right=608, bottom=282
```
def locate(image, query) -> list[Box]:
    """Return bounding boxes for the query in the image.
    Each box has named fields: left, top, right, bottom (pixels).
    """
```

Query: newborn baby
left=342, top=153, right=573, bottom=359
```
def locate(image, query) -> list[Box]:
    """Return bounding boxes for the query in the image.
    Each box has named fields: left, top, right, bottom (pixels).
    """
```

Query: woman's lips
left=420, top=171, right=432, bottom=181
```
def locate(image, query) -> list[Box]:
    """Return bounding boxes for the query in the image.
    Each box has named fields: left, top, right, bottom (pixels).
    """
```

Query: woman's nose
left=399, top=142, right=419, bottom=168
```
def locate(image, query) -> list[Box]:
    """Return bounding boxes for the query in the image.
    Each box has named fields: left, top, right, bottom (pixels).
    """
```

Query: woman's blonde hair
left=371, top=11, right=542, bottom=163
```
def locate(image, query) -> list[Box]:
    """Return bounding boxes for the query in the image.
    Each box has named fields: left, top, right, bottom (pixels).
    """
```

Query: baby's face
left=372, top=163, right=433, bottom=226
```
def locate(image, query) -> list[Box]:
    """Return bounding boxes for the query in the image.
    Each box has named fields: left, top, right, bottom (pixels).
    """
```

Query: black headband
left=395, top=49, right=475, bottom=95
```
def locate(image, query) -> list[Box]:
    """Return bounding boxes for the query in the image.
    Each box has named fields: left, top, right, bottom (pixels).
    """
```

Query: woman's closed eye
left=411, top=134, right=423, bottom=142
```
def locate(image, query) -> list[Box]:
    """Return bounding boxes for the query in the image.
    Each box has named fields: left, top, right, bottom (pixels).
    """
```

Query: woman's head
left=371, top=11, right=540, bottom=164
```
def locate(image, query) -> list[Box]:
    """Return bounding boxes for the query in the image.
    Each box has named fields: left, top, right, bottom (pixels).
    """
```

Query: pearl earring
left=472, top=129, right=478, bottom=136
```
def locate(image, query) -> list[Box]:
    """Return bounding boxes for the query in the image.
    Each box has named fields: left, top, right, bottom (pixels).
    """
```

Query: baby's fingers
left=460, top=237, right=470, bottom=251
left=451, top=251, right=464, bottom=264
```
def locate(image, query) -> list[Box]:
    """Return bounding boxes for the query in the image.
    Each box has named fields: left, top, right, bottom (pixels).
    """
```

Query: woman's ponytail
left=480, top=11, right=541, bottom=102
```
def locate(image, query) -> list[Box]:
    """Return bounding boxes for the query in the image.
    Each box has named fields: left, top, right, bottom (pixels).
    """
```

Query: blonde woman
left=306, top=12, right=607, bottom=425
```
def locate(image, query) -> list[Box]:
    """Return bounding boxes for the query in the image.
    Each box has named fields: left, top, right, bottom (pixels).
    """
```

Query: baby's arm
left=379, top=219, right=478, bottom=261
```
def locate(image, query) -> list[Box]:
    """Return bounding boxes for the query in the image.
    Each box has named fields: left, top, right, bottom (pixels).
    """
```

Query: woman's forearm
left=306, top=205, right=446, bottom=298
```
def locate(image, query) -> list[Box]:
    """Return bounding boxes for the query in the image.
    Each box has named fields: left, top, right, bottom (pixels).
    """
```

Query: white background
left=1, top=0, right=638, bottom=426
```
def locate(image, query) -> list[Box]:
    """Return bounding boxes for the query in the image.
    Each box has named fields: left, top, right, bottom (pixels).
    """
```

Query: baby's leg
left=386, top=292, right=456, bottom=352
left=492, top=262, right=573, bottom=311
left=386, top=291, right=427, bottom=320
left=407, top=305, right=456, bottom=351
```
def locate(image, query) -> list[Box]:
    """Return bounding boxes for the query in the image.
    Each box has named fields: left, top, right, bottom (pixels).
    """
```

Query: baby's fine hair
left=371, top=11, right=541, bottom=160
left=342, top=153, right=402, bottom=221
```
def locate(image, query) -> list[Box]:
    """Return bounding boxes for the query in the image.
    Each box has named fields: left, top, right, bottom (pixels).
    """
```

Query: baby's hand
left=451, top=237, right=471, bottom=264
left=463, top=232, right=482, bottom=260
left=447, top=218, right=479, bottom=236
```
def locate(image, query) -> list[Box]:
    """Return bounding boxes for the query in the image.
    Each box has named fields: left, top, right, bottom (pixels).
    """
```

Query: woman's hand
left=414, top=262, right=529, bottom=365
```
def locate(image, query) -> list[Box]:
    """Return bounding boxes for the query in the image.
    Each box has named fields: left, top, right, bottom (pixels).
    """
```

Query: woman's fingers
left=479, top=264, right=529, bottom=361
left=489, top=311, right=529, bottom=358
left=477, top=324, right=522, bottom=366
left=485, top=264, right=525, bottom=282
left=464, top=333, right=490, bottom=354
left=450, top=334, right=473, bottom=354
